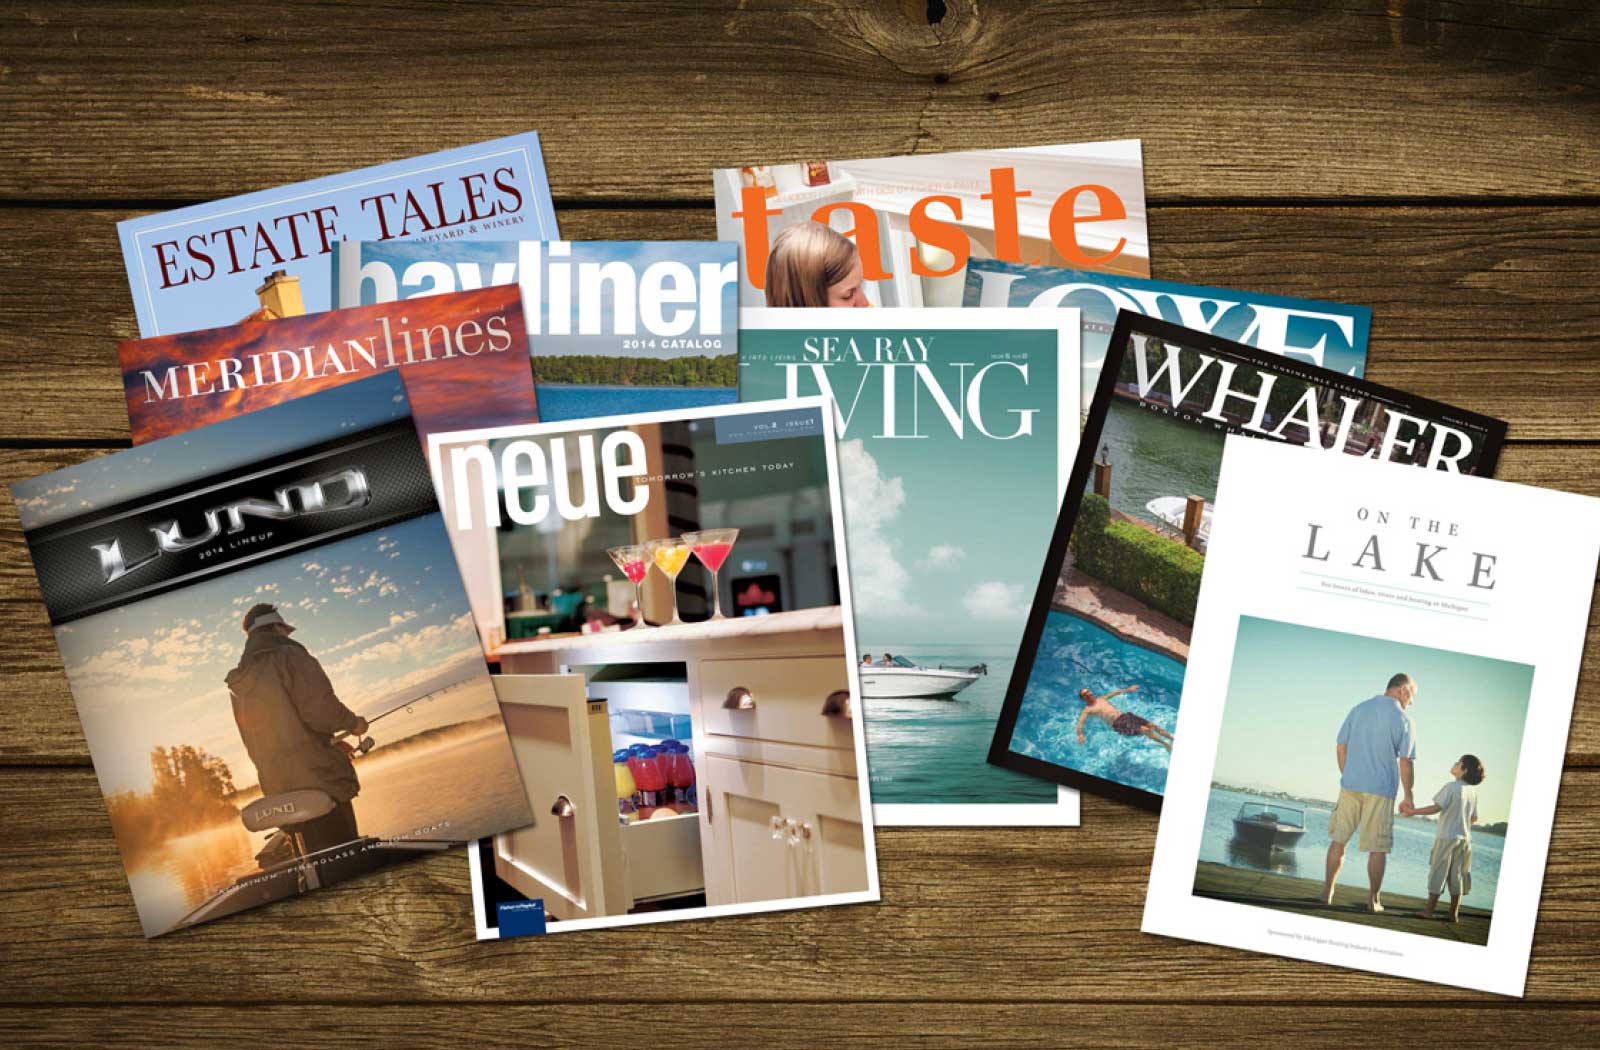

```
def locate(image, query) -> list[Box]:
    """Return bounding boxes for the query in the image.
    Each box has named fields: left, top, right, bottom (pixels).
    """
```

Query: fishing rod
left=334, top=683, right=457, bottom=754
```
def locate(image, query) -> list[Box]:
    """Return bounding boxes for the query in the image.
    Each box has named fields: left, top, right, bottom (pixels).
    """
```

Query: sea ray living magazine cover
left=118, top=132, right=557, bottom=337
left=713, top=141, right=1149, bottom=308
left=1144, top=437, right=1600, bottom=997
left=426, top=399, right=879, bottom=936
left=10, top=373, right=535, bottom=936
left=739, top=308, right=1080, bottom=826
left=331, top=240, right=739, bottom=420
left=988, top=313, right=1508, bottom=810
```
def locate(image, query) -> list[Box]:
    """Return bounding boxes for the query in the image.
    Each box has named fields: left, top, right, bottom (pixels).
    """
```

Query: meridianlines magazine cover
left=713, top=141, right=1149, bottom=308
left=10, top=373, right=535, bottom=937
left=739, top=308, right=1079, bottom=826
left=989, top=313, right=1508, bottom=810
left=118, top=133, right=557, bottom=336
left=1143, top=437, right=1600, bottom=997
left=330, top=240, right=738, bottom=419
left=962, top=258, right=1373, bottom=415
left=425, top=398, right=878, bottom=936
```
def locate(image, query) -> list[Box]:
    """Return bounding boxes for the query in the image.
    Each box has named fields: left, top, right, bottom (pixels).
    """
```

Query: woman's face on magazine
left=826, top=256, right=871, bottom=308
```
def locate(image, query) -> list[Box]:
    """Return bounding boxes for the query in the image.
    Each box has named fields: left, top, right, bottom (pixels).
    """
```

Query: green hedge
left=1069, top=492, right=1204, bottom=625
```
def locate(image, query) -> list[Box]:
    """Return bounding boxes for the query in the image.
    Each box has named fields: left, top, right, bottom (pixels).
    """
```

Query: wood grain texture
left=1, top=203, right=1597, bottom=441
left=1, top=1, right=1597, bottom=202
left=1, top=768, right=1596, bottom=1005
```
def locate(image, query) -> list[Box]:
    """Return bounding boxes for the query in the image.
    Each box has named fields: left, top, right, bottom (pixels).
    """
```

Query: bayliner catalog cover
left=739, top=308, right=1079, bottom=827
left=119, top=133, right=557, bottom=336
left=331, top=240, right=738, bottom=420
left=427, top=398, right=879, bottom=936
left=1145, top=437, right=1600, bottom=997
left=11, top=374, right=535, bottom=936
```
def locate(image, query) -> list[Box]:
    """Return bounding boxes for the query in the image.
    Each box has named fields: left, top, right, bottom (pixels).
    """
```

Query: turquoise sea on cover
left=537, top=383, right=737, bottom=421
left=865, top=644, right=1055, bottom=805
left=1199, top=785, right=1504, bottom=907
left=1010, top=611, right=1185, bottom=796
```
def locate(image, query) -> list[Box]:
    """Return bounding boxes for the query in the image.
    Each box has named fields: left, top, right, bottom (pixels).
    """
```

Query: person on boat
left=763, top=221, right=873, bottom=308
left=1320, top=672, right=1419, bottom=912
left=1074, top=685, right=1174, bottom=750
left=226, top=603, right=371, bottom=883
left=882, top=653, right=896, bottom=666
left=1405, top=754, right=1484, bottom=923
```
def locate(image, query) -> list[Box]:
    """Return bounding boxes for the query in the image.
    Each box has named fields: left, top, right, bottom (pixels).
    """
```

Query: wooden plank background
left=1, top=1, right=1597, bottom=1046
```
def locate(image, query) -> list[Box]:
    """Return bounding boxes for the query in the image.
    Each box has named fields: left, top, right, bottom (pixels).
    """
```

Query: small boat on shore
left=1230, top=801, right=1308, bottom=851
left=859, top=656, right=986, bottom=699
left=1146, top=496, right=1212, bottom=547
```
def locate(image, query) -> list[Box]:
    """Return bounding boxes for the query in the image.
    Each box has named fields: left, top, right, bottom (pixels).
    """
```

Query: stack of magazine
left=12, top=131, right=1594, bottom=997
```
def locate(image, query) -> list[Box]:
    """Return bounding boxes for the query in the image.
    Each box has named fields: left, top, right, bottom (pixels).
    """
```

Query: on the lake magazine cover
left=1144, top=438, right=1600, bottom=997
left=961, top=258, right=1373, bottom=415
left=713, top=141, right=1149, bottom=308
left=331, top=240, right=738, bottom=420
left=738, top=308, right=1079, bottom=826
left=989, top=313, right=1508, bottom=811
left=118, top=132, right=557, bottom=337
left=10, top=374, right=534, bottom=936
left=425, top=399, right=878, bottom=937
left=117, top=285, right=539, bottom=446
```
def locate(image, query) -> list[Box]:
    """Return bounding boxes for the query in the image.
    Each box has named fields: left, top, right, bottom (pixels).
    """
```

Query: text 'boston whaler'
left=859, top=656, right=987, bottom=699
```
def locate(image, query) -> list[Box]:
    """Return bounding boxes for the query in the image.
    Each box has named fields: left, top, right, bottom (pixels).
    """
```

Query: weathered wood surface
left=1, top=768, right=1596, bottom=1005
left=2, top=1, right=1599, bottom=1047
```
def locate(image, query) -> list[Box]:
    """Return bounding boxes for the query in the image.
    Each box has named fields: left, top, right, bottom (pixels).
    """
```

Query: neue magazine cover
left=10, top=374, right=534, bottom=936
left=118, top=133, right=557, bottom=337
left=425, top=399, right=879, bottom=936
left=989, top=313, right=1508, bottom=811
left=1145, top=438, right=1600, bottom=997
left=738, top=308, right=1079, bottom=826
left=330, top=240, right=739, bottom=419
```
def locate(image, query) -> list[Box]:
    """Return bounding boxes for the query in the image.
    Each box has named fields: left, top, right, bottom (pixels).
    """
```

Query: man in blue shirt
left=1320, top=672, right=1419, bottom=912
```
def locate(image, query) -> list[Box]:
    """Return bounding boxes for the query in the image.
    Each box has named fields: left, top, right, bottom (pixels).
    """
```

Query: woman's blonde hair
left=764, top=221, right=861, bottom=308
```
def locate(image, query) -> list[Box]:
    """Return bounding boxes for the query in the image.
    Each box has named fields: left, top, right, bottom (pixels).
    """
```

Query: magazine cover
left=962, top=258, right=1372, bottom=414
left=330, top=240, right=739, bottom=420
left=118, top=133, right=557, bottom=336
left=10, top=373, right=535, bottom=937
left=1144, top=437, right=1600, bottom=996
left=989, top=314, right=1508, bottom=810
left=713, top=141, right=1148, bottom=308
left=427, top=399, right=878, bottom=936
left=118, top=285, right=538, bottom=446
left=739, top=308, right=1080, bottom=826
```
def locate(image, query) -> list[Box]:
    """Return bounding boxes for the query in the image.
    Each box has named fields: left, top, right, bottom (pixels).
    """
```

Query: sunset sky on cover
left=117, top=284, right=538, bottom=445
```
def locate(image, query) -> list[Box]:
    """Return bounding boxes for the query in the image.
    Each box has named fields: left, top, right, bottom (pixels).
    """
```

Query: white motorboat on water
left=859, top=656, right=986, bottom=699
left=1146, top=496, right=1212, bottom=547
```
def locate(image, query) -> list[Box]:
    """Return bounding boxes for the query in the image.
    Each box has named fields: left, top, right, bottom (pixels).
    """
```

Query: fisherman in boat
left=1074, top=685, right=1174, bottom=751
left=226, top=603, right=372, bottom=883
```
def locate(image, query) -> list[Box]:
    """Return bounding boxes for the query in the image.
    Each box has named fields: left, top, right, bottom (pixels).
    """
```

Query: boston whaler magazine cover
left=989, top=314, right=1507, bottom=810
left=118, top=132, right=557, bottom=337
left=426, top=399, right=878, bottom=936
left=331, top=240, right=738, bottom=420
left=1144, top=438, right=1600, bottom=996
left=962, top=259, right=1372, bottom=415
left=10, top=374, right=535, bottom=936
left=713, top=141, right=1148, bottom=308
left=739, top=309, right=1079, bottom=826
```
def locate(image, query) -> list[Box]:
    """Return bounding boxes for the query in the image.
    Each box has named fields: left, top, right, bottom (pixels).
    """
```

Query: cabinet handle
left=821, top=690, right=853, bottom=719
left=550, top=794, right=576, bottom=819
left=723, top=686, right=756, bottom=710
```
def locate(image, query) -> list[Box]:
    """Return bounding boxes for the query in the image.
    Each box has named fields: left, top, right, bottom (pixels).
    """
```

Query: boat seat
left=240, top=789, right=338, bottom=832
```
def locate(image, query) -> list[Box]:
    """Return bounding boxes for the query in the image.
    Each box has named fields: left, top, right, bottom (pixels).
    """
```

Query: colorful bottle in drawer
left=613, top=749, right=638, bottom=824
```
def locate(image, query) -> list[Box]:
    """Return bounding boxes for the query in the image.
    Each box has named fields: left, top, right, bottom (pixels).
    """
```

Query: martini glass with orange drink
left=645, top=537, right=692, bottom=626
left=683, top=528, right=740, bottom=620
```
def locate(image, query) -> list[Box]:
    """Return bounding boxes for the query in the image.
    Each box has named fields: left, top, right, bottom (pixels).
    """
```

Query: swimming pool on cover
left=1009, top=610, right=1186, bottom=797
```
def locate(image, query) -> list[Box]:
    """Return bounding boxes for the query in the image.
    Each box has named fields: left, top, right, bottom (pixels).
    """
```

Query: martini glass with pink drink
left=606, top=544, right=651, bottom=629
left=682, top=528, right=740, bottom=620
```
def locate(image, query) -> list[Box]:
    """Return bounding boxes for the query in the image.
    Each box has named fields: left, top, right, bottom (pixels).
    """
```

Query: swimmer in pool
left=1075, top=686, right=1174, bottom=751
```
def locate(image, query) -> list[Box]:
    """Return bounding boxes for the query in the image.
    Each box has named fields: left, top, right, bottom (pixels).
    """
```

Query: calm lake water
left=537, top=383, right=737, bottom=421
left=1199, top=785, right=1503, bottom=907
left=125, top=722, right=527, bottom=936
left=1009, top=610, right=1185, bottom=796
left=863, top=644, right=1056, bottom=806
left=1098, top=396, right=1225, bottom=530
